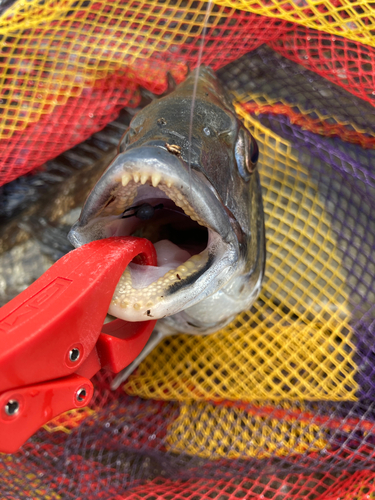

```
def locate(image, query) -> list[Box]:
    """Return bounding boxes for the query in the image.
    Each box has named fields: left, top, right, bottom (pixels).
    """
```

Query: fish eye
left=235, top=128, right=258, bottom=180
left=203, top=126, right=211, bottom=136
left=250, top=135, right=259, bottom=164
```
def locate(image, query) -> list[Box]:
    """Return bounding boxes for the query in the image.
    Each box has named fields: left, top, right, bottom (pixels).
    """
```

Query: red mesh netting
left=268, top=26, right=375, bottom=106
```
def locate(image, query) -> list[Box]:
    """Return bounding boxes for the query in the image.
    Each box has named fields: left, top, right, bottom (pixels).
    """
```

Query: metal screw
left=5, top=400, right=19, bottom=416
left=76, top=388, right=87, bottom=402
left=69, top=348, right=80, bottom=362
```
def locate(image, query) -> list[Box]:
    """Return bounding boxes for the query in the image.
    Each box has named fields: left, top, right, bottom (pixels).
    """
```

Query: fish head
left=68, top=66, right=265, bottom=332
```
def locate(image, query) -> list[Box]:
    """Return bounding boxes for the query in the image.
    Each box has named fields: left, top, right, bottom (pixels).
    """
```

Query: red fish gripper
left=0, top=236, right=157, bottom=453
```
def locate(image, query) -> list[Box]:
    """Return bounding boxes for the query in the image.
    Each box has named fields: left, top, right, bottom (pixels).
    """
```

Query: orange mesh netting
left=1, top=1, right=375, bottom=500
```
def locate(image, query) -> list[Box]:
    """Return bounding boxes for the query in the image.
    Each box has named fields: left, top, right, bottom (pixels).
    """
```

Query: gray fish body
left=69, top=66, right=265, bottom=334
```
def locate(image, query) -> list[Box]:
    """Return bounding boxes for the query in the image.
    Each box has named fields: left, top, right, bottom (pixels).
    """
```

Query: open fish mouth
left=68, top=144, right=239, bottom=322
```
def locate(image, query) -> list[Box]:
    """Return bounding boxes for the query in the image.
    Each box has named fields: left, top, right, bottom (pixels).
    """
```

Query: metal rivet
left=5, top=400, right=19, bottom=416
left=76, top=388, right=87, bottom=402
left=69, top=348, right=80, bottom=362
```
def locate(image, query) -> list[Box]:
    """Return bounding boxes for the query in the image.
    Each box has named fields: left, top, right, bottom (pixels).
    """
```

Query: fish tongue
left=154, top=239, right=191, bottom=265
left=128, top=239, right=191, bottom=289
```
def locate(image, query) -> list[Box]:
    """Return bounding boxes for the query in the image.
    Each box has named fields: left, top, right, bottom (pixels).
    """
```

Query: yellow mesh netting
left=3, top=0, right=374, bottom=51
left=124, top=105, right=357, bottom=403
left=0, top=0, right=237, bottom=138
left=2, top=0, right=375, bottom=143
left=167, top=401, right=329, bottom=458
left=43, top=407, right=95, bottom=433
left=213, top=0, right=375, bottom=47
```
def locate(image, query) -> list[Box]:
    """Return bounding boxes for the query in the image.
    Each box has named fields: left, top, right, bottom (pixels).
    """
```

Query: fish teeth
left=122, top=171, right=172, bottom=188
left=118, top=171, right=206, bottom=227
left=184, top=260, right=196, bottom=270
left=152, top=173, right=161, bottom=187
left=122, top=173, right=131, bottom=186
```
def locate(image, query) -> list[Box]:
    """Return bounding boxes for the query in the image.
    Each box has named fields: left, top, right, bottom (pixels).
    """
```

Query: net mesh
left=1, top=1, right=375, bottom=499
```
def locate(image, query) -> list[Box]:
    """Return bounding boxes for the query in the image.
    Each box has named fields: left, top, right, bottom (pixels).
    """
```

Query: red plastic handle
left=0, top=237, right=157, bottom=393
left=0, top=374, right=94, bottom=453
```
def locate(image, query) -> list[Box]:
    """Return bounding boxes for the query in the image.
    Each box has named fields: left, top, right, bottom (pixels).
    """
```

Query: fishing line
left=187, top=0, right=213, bottom=190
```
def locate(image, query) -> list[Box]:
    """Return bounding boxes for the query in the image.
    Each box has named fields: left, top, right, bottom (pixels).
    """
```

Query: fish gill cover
left=0, top=1, right=375, bottom=499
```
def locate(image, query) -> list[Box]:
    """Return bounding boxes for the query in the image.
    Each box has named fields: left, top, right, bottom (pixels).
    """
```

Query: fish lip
left=69, top=144, right=236, bottom=248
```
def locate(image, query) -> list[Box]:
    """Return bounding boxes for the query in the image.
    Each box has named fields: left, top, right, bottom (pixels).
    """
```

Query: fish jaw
left=68, top=144, right=241, bottom=322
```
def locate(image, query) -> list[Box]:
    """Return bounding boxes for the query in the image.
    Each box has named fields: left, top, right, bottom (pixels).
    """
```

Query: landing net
left=0, top=1, right=375, bottom=499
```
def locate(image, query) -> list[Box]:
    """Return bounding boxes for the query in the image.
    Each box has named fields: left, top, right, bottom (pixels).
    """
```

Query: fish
left=68, top=66, right=266, bottom=336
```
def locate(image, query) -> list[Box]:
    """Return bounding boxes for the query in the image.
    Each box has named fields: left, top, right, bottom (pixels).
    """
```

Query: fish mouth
left=68, top=145, right=239, bottom=321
